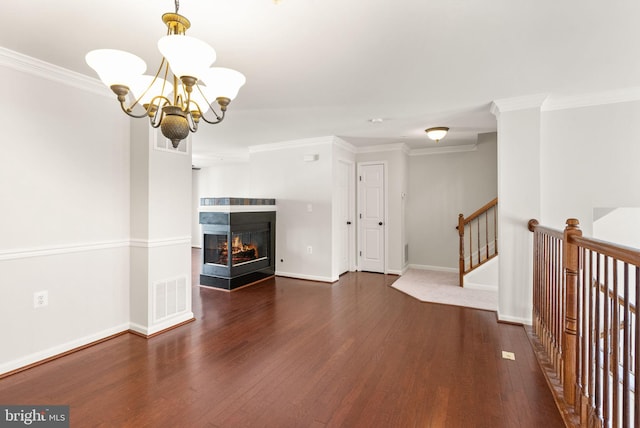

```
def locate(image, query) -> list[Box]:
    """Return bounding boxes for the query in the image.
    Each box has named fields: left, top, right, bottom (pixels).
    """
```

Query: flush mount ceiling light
left=425, top=127, right=449, bottom=143
left=86, top=0, right=246, bottom=148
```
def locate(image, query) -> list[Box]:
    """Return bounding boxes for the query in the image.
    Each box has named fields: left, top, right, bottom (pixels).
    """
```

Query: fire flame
left=232, top=235, right=258, bottom=258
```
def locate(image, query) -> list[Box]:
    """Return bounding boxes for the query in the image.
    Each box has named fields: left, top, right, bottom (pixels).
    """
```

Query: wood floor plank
left=0, top=249, right=564, bottom=427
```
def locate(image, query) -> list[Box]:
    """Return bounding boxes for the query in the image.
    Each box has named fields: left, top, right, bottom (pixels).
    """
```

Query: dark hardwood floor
left=0, top=249, right=564, bottom=427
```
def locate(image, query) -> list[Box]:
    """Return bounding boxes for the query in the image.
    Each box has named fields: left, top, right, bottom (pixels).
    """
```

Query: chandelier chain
left=175, top=0, right=179, bottom=13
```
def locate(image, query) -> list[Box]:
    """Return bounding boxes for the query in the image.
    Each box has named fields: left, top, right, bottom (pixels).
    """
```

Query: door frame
left=356, top=161, right=388, bottom=274
left=337, top=158, right=356, bottom=274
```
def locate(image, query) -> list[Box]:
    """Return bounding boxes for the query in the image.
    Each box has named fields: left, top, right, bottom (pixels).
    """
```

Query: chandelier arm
left=119, top=102, right=151, bottom=119
left=159, top=59, right=170, bottom=95
left=118, top=94, right=172, bottom=119
left=192, top=84, right=225, bottom=124
left=140, top=58, right=170, bottom=107
left=150, top=95, right=172, bottom=106
left=149, top=114, right=162, bottom=129
left=187, top=113, right=198, bottom=133
left=199, top=108, right=226, bottom=125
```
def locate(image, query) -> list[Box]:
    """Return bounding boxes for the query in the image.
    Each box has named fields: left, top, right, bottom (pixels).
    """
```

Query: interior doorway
left=357, top=162, right=386, bottom=273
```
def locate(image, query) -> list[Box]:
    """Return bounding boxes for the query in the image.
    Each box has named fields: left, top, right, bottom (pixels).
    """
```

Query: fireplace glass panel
left=203, top=226, right=269, bottom=267
left=231, top=229, right=269, bottom=266
left=204, top=234, right=229, bottom=266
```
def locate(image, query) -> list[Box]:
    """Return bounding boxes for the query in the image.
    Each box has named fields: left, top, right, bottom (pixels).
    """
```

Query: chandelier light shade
left=201, top=68, right=247, bottom=100
left=130, top=76, right=174, bottom=106
left=85, top=1, right=245, bottom=148
left=425, top=127, right=449, bottom=142
left=85, top=49, right=146, bottom=88
left=157, top=35, right=217, bottom=80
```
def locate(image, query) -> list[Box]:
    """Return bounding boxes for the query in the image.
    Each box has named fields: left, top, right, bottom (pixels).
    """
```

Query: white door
left=337, top=160, right=354, bottom=275
left=358, top=163, right=385, bottom=273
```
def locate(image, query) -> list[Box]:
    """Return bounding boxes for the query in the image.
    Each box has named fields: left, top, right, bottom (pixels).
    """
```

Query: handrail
left=457, top=198, right=498, bottom=286
left=528, top=218, right=639, bottom=428
left=530, top=221, right=638, bottom=313
left=572, top=235, right=640, bottom=266
left=527, top=218, right=563, bottom=238
left=461, top=197, right=498, bottom=225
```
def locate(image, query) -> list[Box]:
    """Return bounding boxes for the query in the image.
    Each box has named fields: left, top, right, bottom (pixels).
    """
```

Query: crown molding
left=409, top=144, right=477, bottom=156
left=490, top=93, right=549, bottom=117
left=0, top=47, right=111, bottom=98
left=356, top=142, right=410, bottom=155
left=541, top=87, right=640, bottom=111
left=192, top=152, right=250, bottom=166
left=249, top=136, right=337, bottom=154
left=490, top=87, right=640, bottom=116
left=333, top=137, right=357, bottom=153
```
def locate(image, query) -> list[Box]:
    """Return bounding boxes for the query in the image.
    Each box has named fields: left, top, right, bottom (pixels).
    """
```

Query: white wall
left=491, top=93, right=640, bottom=325
left=0, top=56, right=131, bottom=373
left=593, top=208, right=640, bottom=249
left=192, top=161, right=252, bottom=249
left=129, top=122, right=193, bottom=336
left=196, top=138, right=342, bottom=282
left=250, top=138, right=335, bottom=281
left=197, top=161, right=252, bottom=198
left=492, top=99, right=543, bottom=325
left=407, top=133, right=497, bottom=270
left=541, top=100, right=640, bottom=235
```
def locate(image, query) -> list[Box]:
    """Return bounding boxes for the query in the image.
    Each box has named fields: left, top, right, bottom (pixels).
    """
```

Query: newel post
left=563, top=218, right=582, bottom=407
left=458, top=214, right=465, bottom=287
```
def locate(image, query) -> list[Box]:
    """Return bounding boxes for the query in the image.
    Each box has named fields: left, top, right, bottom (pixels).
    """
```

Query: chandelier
left=85, top=0, right=245, bottom=148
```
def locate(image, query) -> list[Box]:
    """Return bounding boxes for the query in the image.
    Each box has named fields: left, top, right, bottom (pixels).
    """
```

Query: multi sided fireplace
left=199, top=198, right=276, bottom=290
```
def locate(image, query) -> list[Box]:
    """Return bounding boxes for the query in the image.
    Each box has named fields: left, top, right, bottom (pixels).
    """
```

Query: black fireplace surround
left=199, top=201, right=275, bottom=290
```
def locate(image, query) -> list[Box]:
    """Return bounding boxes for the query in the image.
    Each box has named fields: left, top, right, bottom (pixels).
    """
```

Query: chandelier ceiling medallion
left=86, top=0, right=245, bottom=148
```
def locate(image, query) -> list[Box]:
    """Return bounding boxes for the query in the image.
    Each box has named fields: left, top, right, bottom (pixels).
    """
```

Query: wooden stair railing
left=528, top=218, right=639, bottom=428
left=457, top=197, right=498, bottom=287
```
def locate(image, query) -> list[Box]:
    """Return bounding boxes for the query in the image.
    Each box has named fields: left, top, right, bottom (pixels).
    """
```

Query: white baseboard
left=129, top=311, right=194, bottom=337
left=386, top=266, right=409, bottom=275
left=408, top=264, right=457, bottom=273
left=464, top=282, right=498, bottom=292
left=0, top=323, right=129, bottom=376
left=497, top=310, right=532, bottom=326
left=276, top=271, right=338, bottom=283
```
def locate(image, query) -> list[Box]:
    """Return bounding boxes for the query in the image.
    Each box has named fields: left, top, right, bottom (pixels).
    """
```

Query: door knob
left=347, top=221, right=352, bottom=225
left=378, top=221, right=383, bottom=226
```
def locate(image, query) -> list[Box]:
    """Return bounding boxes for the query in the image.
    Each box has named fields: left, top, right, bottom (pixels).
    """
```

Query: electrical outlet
left=307, top=246, right=313, bottom=254
left=34, top=290, right=48, bottom=308
left=501, top=351, right=515, bottom=361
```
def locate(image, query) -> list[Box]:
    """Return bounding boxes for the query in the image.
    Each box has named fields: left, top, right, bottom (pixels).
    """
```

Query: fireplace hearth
left=199, top=198, right=276, bottom=290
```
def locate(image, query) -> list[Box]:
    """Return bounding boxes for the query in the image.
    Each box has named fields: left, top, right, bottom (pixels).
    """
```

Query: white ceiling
left=3, top=0, right=640, bottom=165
